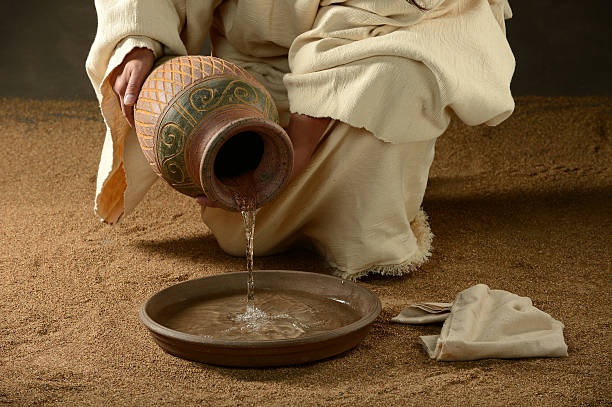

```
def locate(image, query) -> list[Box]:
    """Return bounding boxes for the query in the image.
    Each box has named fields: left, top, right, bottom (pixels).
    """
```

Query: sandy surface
left=0, top=96, right=610, bottom=406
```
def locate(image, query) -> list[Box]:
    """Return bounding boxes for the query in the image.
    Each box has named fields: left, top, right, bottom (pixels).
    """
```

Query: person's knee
left=216, top=237, right=244, bottom=257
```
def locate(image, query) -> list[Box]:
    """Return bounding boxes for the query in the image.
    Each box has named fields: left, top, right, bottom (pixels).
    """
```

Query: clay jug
left=133, top=55, right=293, bottom=211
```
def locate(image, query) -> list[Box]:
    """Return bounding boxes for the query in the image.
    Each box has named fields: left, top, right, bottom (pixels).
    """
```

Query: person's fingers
left=195, top=195, right=217, bottom=208
left=124, top=60, right=150, bottom=105
left=120, top=71, right=136, bottom=128
left=109, top=47, right=155, bottom=128
left=123, top=62, right=152, bottom=128
left=112, top=68, right=126, bottom=98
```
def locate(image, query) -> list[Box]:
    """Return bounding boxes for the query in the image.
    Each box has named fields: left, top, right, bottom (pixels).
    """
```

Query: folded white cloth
left=391, top=302, right=452, bottom=324
left=393, top=284, right=568, bottom=361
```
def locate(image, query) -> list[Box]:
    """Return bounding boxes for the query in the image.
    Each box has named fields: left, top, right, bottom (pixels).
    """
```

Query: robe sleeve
left=85, top=0, right=218, bottom=223
left=283, top=0, right=515, bottom=144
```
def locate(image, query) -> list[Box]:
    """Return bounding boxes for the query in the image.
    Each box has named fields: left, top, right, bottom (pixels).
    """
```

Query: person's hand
left=286, top=113, right=330, bottom=183
left=195, top=195, right=216, bottom=208
left=110, top=47, right=155, bottom=128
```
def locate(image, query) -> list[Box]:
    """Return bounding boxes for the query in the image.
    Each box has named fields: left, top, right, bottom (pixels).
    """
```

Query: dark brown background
left=1, top=1, right=610, bottom=99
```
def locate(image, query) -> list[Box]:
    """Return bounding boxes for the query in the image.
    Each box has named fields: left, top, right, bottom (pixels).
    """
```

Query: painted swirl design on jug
left=133, top=56, right=279, bottom=196
left=156, top=78, right=274, bottom=195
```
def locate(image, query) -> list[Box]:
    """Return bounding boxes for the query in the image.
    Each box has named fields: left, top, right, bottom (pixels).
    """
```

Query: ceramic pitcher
left=134, top=55, right=293, bottom=211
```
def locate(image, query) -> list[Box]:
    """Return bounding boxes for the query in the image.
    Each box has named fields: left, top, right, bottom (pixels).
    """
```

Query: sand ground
left=0, top=96, right=610, bottom=406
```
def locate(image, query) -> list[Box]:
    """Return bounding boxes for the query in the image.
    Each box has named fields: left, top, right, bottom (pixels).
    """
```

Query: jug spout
left=189, top=108, right=293, bottom=211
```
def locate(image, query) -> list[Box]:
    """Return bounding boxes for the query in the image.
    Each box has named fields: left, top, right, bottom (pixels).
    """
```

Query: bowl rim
left=139, top=270, right=382, bottom=348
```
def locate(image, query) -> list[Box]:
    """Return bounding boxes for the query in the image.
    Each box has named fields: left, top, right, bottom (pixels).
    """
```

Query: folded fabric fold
left=393, top=284, right=568, bottom=361
left=391, top=302, right=452, bottom=324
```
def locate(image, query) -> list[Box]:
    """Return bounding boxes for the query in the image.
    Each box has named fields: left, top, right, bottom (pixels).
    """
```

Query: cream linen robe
left=86, top=0, right=515, bottom=279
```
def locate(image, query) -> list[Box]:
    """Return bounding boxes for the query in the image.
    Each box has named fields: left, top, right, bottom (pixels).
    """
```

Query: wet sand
left=0, top=96, right=610, bottom=405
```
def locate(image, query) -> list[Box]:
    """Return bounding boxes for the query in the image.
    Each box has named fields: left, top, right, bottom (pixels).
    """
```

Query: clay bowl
left=139, top=270, right=381, bottom=367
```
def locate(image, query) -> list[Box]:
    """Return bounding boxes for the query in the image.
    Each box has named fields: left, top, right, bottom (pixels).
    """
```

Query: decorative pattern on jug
left=134, top=56, right=280, bottom=197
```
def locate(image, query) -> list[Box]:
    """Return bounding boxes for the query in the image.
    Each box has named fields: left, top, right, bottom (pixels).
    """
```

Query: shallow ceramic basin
left=139, top=270, right=381, bottom=367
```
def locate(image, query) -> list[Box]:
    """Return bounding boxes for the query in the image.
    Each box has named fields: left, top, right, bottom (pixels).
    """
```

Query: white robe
left=86, top=0, right=514, bottom=278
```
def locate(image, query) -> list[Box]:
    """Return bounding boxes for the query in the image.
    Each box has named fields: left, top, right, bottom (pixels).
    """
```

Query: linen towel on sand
left=393, top=301, right=453, bottom=324
left=393, top=284, right=569, bottom=361
left=86, top=0, right=515, bottom=223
